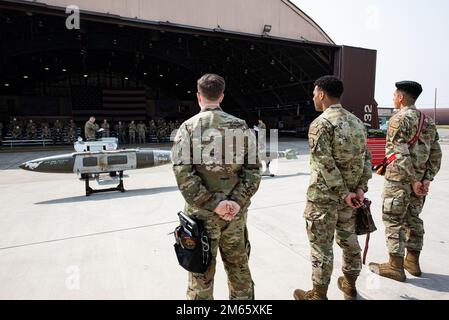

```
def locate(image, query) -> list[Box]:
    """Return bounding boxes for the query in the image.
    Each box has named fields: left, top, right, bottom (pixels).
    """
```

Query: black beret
left=395, top=81, right=423, bottom=99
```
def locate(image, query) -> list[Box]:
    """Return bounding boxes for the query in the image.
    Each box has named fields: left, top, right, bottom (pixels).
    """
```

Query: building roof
left=20, top=0, right=334, bottom=44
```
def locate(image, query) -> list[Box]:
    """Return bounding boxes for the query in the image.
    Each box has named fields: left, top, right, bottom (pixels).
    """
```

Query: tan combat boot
left=404, top=250, right=422, bottom=277
left=369, top=254, right=406, bottom=282
left=337, top=273, right=358, bottom=300
left=293, top=284, right=328, bottom=300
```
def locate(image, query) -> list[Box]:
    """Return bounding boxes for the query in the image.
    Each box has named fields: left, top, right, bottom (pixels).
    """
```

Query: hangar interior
left=0, top=0, right=376, bottom=145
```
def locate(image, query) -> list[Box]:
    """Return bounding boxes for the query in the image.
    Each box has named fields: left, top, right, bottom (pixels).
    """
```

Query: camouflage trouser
left=304, top=201, right=362, bottom=286
left=129, top=131, right=136, bottom=144
left=119, top=133, right=126, bottom=144
left=138, top=131, right=146, bottom=144
left=382, top=180, right=425, bottom=256
left=187, top=211, right=253, bottom=300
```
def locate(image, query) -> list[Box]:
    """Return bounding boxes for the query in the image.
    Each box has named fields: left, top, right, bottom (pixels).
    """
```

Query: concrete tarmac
left=0, top=137, right=448, bottom=300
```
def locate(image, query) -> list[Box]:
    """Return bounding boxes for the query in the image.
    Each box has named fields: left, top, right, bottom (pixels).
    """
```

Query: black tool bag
left=173, top=211, right=211, bottom=274
left=355, top=199, right=377, bottom=265
left=355, top=199, right=377, bottom=235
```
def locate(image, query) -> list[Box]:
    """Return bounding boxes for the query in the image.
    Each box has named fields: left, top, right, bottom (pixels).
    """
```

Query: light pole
left=434, top=88, right=438, bottom=124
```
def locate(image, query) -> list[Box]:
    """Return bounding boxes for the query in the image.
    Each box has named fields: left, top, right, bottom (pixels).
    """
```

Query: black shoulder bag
left=173, top=212, right=211, bottom=274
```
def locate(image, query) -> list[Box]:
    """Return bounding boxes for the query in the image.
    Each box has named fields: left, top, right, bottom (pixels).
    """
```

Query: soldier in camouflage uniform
left=67, top=126, right=77, bottom=144
left=84, top=116, right=99, bottom=141
left=26, top=120, right=37, bottom=139
left=68, top=119, right=76, bottom=130
left=12, top=125, right=22, bottom=139
left=101, top=120, right=110, bottom=138
left=369, top=81, right=442, bottom=281
left=293, top=76, right=372, bottom=300
left=157, top=124, right=166, bottom=143
left=9, top=118, right=18, bottom=133
left=53, top=119, right=63, bottom=142
left=67, top=120, right=76, bottom=142
left=128, top=121, right=137, bottom=144
left=41, top=120, right=49, bottom=134
left=172, top=74, right=261, bottom=300
left=41, top=125, right=51, bottom=140
left=149, top=120, right=157, bottom=137
left=115, top=121, right=126, bottom=144
left=137, top=121, right=147, bottom=144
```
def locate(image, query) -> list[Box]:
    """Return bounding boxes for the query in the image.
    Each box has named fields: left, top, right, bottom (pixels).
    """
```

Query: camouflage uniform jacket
left=307, top=104, right=372, bottom=204
left=172, top=107, right=261, bottom=220
left=385, top=105, right=442, bottom=183
left=116, top=124, right=125, bottom=134
left=27, top=122, right=36, bottom=133
left=84, top=121, right=98, bottom=140
left=128, top=123, right=137, bottom=133
left=54, top=121, right=63, bottom=130
left=137, top=123, right=147, bottom=133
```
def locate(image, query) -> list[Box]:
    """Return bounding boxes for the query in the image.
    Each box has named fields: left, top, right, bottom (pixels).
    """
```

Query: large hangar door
left=335, top=46, right=379, bottom=129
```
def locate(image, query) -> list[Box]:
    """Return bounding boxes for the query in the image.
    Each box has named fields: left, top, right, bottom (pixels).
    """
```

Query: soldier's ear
left=219, top=94, right=224, bottom=103
left=397, top=91, right=405, bottom=103
left=319, top=90, right=325, bottom=101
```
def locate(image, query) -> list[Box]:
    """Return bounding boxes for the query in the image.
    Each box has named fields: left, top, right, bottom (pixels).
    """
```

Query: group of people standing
left=84, top=117, right=182, bottom=144
left=1, top=118, right=78, bottom=143
left=172, top=73, right=442, bottom=300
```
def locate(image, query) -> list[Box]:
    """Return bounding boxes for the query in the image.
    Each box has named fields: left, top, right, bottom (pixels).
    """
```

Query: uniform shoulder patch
left=308, top=120, right=328, bottom=150
left=229, top=119, right=246, bottom=129
left=309, top=126, right=320, bottom=136
left=389, top=116, right=401, bottom=130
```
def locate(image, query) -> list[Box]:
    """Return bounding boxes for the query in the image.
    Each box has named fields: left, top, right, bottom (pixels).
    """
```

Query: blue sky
left=293, top=0, right=449, bottom=108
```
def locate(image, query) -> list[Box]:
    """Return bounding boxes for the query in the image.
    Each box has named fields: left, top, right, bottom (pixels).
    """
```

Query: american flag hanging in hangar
left=71, top=87, right=147, bottom=121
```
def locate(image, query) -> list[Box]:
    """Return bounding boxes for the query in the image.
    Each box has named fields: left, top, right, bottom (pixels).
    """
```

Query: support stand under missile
left=261, top=160, right=275, bottom=177
left=83, top=171, right=126, bottom=196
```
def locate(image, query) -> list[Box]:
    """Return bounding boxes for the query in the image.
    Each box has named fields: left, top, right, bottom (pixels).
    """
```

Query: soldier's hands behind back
left=214, top=201, right=230, bottom=217
left=220, top=201, right=241, bottom=222
left=422, top=180, right=431, bottom=194
left=412, top=181, right=427, bottom=197
left=345, top=193, right=362, bottom=209
left=213, top=200, right=241, bottom=222
left=356, top=188, right=365, bottom=203
left=227, top=201, right=241, bottom=217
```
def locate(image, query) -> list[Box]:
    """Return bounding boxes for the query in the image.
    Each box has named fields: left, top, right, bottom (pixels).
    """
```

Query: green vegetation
left=368, top=129, right=386, bottom=138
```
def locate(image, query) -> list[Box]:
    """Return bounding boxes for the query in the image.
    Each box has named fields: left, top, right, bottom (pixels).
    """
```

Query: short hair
left=314, top=75, right=344, bottom=99
left=197, top=74, right=225, bottom=101
left=395, top=81, right=422, bottom=100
